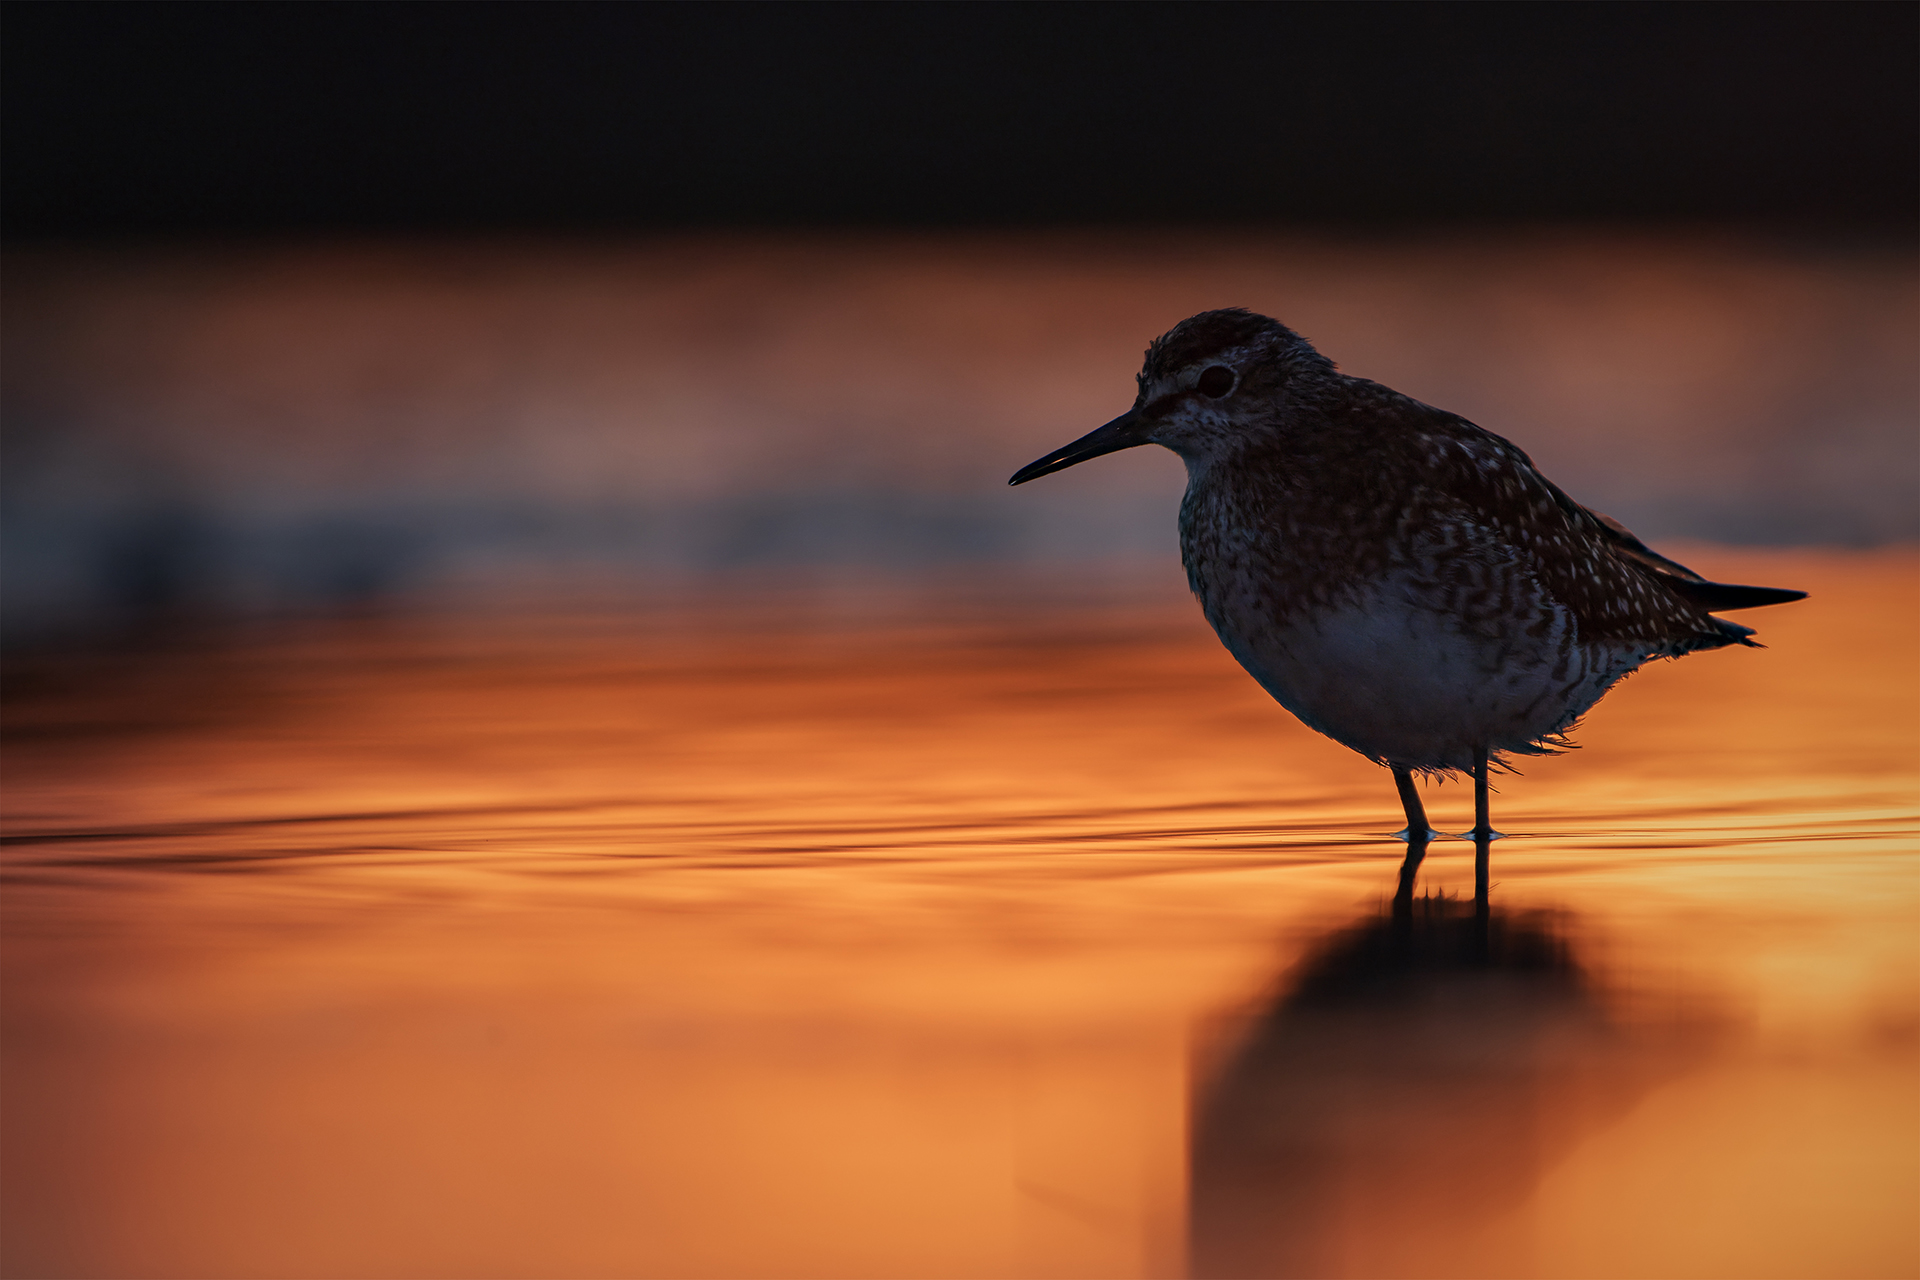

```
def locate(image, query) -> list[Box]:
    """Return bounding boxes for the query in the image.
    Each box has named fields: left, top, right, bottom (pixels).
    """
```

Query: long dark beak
left=1008, top=409, right=1152, bottom=486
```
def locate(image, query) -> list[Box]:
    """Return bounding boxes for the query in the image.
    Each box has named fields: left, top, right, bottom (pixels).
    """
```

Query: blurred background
left=4, top=3, right=1914, bottom=641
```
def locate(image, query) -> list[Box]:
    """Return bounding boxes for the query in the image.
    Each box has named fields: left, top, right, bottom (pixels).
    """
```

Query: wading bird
left=1009, top=310, right=1805, bottom=902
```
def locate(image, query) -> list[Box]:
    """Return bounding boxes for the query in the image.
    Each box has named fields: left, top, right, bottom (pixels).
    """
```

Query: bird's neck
left=1172, top=433, right=1281, bottom=495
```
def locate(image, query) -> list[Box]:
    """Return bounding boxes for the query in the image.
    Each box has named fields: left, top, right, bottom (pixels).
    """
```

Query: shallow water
left=3, top=547, right=1916, bottom=1278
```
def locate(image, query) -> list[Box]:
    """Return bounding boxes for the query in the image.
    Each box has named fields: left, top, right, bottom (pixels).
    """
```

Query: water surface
left=3, top=548, right=1915, bottom=1278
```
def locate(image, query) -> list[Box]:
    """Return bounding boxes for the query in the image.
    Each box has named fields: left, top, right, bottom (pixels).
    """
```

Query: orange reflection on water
left=2, top=548, right=1915, bottom=1278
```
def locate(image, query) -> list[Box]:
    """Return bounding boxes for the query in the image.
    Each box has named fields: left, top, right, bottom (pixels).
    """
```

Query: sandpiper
left=1010, top=309, right=1805, bottom=899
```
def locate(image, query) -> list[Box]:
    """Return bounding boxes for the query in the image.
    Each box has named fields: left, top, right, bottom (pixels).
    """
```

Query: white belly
left=1206, top=574, right=1642, bottom=773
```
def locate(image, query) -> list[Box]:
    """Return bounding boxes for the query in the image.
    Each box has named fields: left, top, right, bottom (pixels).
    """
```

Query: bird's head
left=1009, top=309, right=1333, bottom=486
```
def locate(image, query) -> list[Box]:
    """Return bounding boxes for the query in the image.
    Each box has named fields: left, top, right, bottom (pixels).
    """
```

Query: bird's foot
left=1393, top=827, right=1447, bottom=843
left=1459, top=828, right=1506, bottom=841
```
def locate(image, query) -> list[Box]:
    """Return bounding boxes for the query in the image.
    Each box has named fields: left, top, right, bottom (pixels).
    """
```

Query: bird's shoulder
left=1321, top=378, right=1550, bottom=501
left=1323, top=379, right=1633, bottom=548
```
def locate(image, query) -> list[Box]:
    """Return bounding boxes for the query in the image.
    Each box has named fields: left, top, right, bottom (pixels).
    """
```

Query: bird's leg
left=1391, top=766, right=1432, bottom=911
left=1391, top=767, right=1437, bottom=842
left=1471, top=749, right=1493, bottom=839
left=1460, top=748, right=1507, bottom=844
left=1471, top=747, right=1493, bottom=910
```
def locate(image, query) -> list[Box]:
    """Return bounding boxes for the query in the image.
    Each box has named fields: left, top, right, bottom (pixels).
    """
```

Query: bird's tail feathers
left=1663, top=578, right=1808, bottom=612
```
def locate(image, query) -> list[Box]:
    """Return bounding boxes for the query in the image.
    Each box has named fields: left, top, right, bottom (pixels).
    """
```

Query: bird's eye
left=1197, top=365, right=1235, bottom=398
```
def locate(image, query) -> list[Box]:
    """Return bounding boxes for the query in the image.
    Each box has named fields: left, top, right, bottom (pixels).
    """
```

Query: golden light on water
left=2, top=546, right=1914, bottom=1278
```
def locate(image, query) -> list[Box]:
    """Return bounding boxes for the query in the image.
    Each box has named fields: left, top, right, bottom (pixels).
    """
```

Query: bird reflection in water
left=1189, top=898, right=1711, bottom=1280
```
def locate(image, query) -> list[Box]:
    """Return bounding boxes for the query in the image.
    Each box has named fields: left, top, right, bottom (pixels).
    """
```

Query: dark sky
left=5, top=2, right=1915, bottom=236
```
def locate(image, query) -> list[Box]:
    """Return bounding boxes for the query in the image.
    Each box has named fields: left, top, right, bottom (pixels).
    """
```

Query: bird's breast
left=1179, top=506, right=1645, bottom=772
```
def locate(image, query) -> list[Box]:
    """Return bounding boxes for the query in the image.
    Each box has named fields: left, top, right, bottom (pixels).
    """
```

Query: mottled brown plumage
left=1011, top=309, right=1805, bottom=873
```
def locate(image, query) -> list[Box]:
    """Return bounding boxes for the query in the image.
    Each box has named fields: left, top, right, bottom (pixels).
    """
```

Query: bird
left=1009, top=309, right=1806, bottom=901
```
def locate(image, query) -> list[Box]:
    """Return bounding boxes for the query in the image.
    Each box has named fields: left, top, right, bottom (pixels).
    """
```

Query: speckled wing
left=1392, top=402, right=1803, bottom=654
